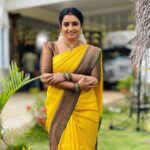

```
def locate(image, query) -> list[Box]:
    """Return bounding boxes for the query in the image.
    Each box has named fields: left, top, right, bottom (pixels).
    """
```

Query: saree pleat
left=45, top=44, right=103, bottom=150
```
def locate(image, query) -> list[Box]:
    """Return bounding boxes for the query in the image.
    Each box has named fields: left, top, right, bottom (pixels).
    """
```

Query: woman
left=41, top=7, right=103, bottom=150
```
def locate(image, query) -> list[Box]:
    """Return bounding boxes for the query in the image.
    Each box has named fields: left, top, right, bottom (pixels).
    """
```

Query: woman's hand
left=40, top=73, right=53, bottom=84
left=78, top=77, right=97, bottom=91
left=48, top=73, right=65, bottom=85
left=41, top=73, right=65, bottom=85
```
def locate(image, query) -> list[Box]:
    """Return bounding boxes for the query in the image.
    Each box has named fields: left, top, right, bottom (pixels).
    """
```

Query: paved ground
left=1, top=92, right=36, bottom=130
left=1, top=91, right=124, bottom=130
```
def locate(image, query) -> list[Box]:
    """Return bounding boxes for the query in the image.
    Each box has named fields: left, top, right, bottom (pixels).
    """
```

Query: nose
left=68, top=24, right=73, bottom=30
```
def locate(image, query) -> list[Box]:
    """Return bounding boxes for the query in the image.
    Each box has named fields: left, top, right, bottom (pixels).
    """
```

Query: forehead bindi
left=62, top=15, right=80, bottom=23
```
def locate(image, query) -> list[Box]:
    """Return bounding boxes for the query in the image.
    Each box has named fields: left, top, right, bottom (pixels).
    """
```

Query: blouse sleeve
left=91, top=52, right=101, bottom=81
left=40, top=42, right=53, bottom=74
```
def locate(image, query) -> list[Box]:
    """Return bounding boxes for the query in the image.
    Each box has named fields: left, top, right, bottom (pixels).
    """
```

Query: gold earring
left=58, top=32, right=63, bottom=40
left=79, top=30, right=87, bottom=43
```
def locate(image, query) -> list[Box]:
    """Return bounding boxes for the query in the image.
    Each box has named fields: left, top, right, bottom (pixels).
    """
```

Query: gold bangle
left=77, top=82, right=80, bottom=91
left=66, top=73, right=70, bottom=81
left=74, top=82, right=80, bottom=92
left=63, top=73, right=67, bottom=80
left=63, top=72, right=69, bottom=81
left=68, top=73, right=73, bottom=81
left=63, top=72, right=72, bottom=81
left=74, top=83, right=78, bottom=92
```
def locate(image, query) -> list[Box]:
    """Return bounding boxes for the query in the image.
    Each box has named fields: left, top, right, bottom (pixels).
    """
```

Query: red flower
left=36, top=116, right=42, bottom=122
left=26, top=105, right=31, bottom=111
left=40, top=107, right=46, bottom=113
left=41, top=118, right=46, bottom=125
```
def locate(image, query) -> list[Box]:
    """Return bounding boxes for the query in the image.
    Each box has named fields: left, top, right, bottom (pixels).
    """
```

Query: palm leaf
left=0, top=62, right=41, bottom=113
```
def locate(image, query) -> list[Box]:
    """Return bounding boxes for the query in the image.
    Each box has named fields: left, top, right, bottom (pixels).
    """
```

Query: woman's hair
left=59, top=7, right=84, bottom=26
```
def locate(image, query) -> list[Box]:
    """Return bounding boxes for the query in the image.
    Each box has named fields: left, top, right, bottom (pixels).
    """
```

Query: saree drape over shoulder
left=41, top=42, right=103, bottom=150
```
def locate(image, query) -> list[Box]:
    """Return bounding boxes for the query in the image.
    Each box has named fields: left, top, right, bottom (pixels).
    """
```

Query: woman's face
left=61, top=14, right=82, bottom=41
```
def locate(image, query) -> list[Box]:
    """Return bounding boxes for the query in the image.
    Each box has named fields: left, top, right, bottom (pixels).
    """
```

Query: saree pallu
left=45, top=44, right=103, bottom=150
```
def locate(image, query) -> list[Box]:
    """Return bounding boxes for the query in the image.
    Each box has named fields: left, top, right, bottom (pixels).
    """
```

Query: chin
left=67, top=36, right=78, bottom=41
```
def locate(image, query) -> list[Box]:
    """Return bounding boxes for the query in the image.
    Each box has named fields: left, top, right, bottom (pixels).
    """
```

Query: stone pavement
left=103, top=90, right=125, bottom=105
left=1, top=91, right=124, bottom=130
left=1, top=92, right=36, bottom=130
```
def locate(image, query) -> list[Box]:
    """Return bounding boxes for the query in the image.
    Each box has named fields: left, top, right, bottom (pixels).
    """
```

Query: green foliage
left=15, top=126, right=49, bottom=150
left=0, top=62, right=41, bottom=113
left=0, top=62, right=41, bottom=148
left=117, top=75, right=134, bottom=91
left=26, top=90, right=46, bottom=131
left=0, top=63, right=29, bottom=112
left=5, top=143, right=31, bottom=150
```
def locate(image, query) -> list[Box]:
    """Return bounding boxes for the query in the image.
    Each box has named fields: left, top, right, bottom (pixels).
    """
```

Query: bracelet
left=63, top=72, right=68, bottom=81
left=68, top=73, right=73, bottom=81
left=63, top=72, right=72, bottom=81
left=74, top=82, right=80, bottom=92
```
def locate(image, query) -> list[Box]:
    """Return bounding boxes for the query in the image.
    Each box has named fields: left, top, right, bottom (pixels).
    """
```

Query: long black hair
left=59, top=7, right=84, bottom=26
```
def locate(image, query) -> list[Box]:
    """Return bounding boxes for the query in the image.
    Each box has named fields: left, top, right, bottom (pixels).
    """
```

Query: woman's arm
left=54, top=76, right=96, bottom=91
left=41, top=73, right=95, bottom=91
left=54, top=81, right=75, bottom=90
left=46, top=54, right=101, bottom=87
left=71, top=73, right=98, bottom=86
left=45, top=72, right=98, bottom=87
left=40, top=42, right=53, bottom=74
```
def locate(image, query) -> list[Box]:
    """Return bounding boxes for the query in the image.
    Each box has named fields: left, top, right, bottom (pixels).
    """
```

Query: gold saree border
left=49, top=45, right=101, bottom=150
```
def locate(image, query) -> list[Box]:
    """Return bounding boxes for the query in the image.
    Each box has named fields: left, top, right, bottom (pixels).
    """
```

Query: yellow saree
left=43, top=43, right=103, bottom=150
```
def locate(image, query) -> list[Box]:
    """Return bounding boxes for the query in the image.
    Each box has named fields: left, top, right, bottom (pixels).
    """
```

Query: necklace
left=63, top=40, right=80, bottom=50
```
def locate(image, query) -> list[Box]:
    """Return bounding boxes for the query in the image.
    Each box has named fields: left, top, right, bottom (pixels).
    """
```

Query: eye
left=63, top=22, right=69, bottom=27
left=72, top=21, right=79, bottom=26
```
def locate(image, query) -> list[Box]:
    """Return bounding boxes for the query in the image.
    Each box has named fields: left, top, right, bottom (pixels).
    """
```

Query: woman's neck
left=61, top=37, right=80, bottom=49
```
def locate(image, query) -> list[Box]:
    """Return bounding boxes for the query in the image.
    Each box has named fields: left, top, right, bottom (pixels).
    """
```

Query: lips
left=67, top=32, right=76, bottom=36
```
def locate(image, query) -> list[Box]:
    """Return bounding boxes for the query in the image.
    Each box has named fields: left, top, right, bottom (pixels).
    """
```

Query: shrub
left=26, top=89, right=46, bottom=131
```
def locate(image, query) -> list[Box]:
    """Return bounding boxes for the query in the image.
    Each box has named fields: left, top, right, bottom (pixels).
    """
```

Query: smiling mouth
left=67, top=32, right=76, bottom=35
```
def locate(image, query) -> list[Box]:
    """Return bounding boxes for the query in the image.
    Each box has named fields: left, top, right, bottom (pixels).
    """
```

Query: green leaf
left=0, top=62, right=41, bottom=112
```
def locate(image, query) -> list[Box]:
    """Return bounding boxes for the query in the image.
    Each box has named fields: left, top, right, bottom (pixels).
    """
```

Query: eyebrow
left=63, top=21, right=79, bottom=23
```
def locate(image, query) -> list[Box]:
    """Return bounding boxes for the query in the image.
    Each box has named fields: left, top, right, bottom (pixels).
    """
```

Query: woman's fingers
left=47, top=76, right=54, bottom=82
left=41, top=73, right=52, bottom=80
left=42, top=73, right=52, bottom=78
left=41, top=73, right=53, bottom=83
left=49, top=79, right=57, bottom=85
left=89, top=85, right=97, bottom=88
left=78, top=76, right=86, bottom=84
left=41, top=77, right=47, bottom=83
left=87, top=80, right=94, bottom=84
left=78, top=78, right=83, bottom=83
